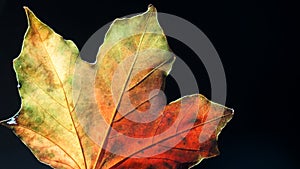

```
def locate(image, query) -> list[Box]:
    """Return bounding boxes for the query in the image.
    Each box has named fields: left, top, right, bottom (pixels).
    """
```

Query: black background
left=0, top=0, right=298, bottom=169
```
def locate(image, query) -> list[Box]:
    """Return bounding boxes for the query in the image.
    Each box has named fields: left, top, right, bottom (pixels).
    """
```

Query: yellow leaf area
left=1, top=5, right=233, bottom=169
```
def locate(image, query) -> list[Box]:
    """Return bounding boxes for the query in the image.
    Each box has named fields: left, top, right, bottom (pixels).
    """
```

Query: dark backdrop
left=0, top=0, right=298, bottom=169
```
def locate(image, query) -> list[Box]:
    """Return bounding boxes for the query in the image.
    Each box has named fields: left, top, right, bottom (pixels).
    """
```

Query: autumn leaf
left=0, top=5, right=233, bottom=169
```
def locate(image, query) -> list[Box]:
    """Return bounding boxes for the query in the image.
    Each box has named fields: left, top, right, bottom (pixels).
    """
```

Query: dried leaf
left=1, top=5, right=233, bottom=169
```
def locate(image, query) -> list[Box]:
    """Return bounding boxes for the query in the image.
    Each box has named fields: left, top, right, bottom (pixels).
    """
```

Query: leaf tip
left=23, top=6, right=31, bottom=17
left=23, top=6, right=38, bottom=26
left=0, top=115, right=18, bottom=128
left=225, top=107, right=234, bottom=117
left=147, top=4, right=157, bottom=12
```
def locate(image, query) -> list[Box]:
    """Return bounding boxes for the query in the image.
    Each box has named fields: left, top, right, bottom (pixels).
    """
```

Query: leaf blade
left=4, top=7, right=99, bottom=169
left=100, top=94, right=233, bottom=168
